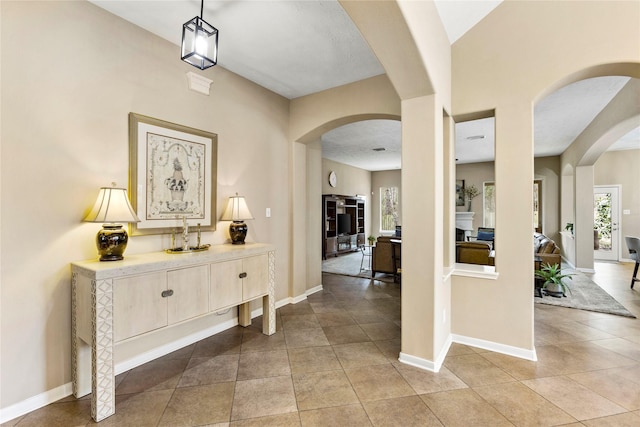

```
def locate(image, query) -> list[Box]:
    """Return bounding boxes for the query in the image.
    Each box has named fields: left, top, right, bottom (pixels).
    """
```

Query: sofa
left=371, top=236, right=401, bottom=280
left=534, top=232, right=562, bottom=268
left=455, top=232, right=561, bottom=269
left=456, top=241, right=495, bottom=266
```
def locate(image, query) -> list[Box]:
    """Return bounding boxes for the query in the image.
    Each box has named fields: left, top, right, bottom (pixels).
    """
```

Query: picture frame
left=456, top=179, right=465, bottom=206
left=129, top=113, right=218, bottom=235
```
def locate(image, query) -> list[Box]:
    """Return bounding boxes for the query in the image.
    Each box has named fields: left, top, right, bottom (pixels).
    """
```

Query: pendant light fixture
left=181, top=0, right=218, bottom=70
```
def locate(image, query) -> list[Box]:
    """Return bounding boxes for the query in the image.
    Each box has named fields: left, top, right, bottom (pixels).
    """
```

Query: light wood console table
left=71, top=243, right=275, bottom=422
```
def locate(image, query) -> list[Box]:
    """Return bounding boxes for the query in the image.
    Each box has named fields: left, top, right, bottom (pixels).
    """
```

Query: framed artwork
left=456, top=179, right=465, bottom=206
left=129, top=113, right=218, bottom=235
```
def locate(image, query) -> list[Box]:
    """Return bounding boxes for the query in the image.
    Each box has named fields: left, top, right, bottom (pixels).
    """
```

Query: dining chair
left=625, top=236, right=639, bottom=289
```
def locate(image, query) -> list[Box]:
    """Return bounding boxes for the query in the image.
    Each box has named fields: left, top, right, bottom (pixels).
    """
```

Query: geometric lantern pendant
left=181, top=0, right=218, bottom=70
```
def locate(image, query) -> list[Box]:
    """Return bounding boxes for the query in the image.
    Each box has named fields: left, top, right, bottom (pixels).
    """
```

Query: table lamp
left=220, top=193, right=254, bottom=244
left=84, top=184, right=140, bottom=261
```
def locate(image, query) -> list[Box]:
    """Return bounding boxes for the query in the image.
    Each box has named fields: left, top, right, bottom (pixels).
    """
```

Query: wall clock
left=328, top=171, right=337, bottom=187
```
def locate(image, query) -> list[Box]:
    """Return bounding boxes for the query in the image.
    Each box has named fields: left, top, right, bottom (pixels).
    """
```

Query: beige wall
left=456, top=156, right=561, bottom=240
left=451, top=0, right=640, bottom=350
left=371, top=169, right=402, bottom=236
left=595, top=149, right=640, bottom=258
left=321, top=159, right=371, bottom=200
left=1, top=1, right=290, bottom=409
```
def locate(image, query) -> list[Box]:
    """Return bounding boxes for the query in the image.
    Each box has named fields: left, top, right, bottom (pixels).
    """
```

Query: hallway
left=4, top=263, right=640, bottom=426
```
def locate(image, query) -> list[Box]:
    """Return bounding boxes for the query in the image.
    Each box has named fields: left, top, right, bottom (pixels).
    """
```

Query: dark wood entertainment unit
left=323, top=195, right=365, bottom=259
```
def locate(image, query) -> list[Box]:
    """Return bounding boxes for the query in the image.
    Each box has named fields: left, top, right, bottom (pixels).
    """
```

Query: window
left=483, top=182, right=495, bottom=228
left=534, top=180, right=542, bottom=233
left=484, top=181, right=543, bottom=231
left=380, top=187, right=399, bottom=232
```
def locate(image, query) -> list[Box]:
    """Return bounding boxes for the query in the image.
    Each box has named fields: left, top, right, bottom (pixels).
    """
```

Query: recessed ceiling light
left=372, top=147, right=386, bottom=152
left=466, top=135, right=485, bottom=140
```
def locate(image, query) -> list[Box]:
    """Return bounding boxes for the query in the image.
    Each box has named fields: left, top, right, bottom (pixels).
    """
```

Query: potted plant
left=535, top=263, right=574, bottom=298
left=367, top=235, right=376, bottom=246
left=463, top=184, right=480, bottom=212
left=564, top=223, right=574, bottom=235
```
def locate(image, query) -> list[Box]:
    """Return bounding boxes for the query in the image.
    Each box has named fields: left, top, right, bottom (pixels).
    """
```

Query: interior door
left=594, top=186, right=620, bottom=261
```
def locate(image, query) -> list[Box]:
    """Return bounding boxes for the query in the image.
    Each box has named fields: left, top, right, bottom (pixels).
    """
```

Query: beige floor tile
left=522, top=376, right=627, bottom=421
left=281, top=314, right=321, bottom=331
left=87, top=390, right=174, bottom=427
left=309, top=301, right=346, bottom=314
left=288, top=346, right=342, bottom=374
left=322, top=324, right=371, bottom=345
left=116, top=357, right=190, bottom=394
left=446, top=343, right=479, bottom=356
left=421, top=388, right=513, bottom=427
left=443, top=353, right=516, bottom=387
left=591, top=337, right=640, bottom=361
left=231, top=376, right=297, bottom=421
left=293, top=370, right=359, bottom=410
left=558, top=340, right=637, bottom=369
left=230, top=412, right=301, bottom=426
left=374, top=338, right=401, bottom=361
left=582, top=411, right=640, bottom=426
left=178, top=355, right=239, bottom=387
left=605, top=364, right=640, bottom=385
left=393, top=363, right=468, bottom=394
left=237, top=349, right=291, bottom=380
left=359, top=322, right=401, bottom=341
left=474, top=381, right=577, bottom=426
left=363, top=395, right=442, bottom=427
left=278, top=301, right=314, bottom=316
left=241, top=329, right=287, bottom=353
left=283, top=328, right=330, bottom=348
left=480, top=345, right=587, bottom=380
left=9, top=399, right=92, bottom=427
left=534, top=322, right=589, bottom=344
left=350, top=310, right=388, bottom=325
left=582, top=317, right=640, bottom=337
left=158, top=382, right=235, bottom=426
left=345, top=364, right=415, bottom=402
left=314, top=311, right=356, bottom=327
left=333, top=342, right=389, bottom=369
left=299, top=404, right=372, bottom=426
left=568, top=369, right=640, bottom=411
left=192, top=329, right=244, bottom=358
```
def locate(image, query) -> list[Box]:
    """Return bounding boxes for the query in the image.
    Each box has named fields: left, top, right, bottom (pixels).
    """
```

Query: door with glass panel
left=594, top=186, right=620, bottom=261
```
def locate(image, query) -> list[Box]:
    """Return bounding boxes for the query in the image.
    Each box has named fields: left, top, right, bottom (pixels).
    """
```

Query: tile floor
left=4, top=262, right=640, bottom=426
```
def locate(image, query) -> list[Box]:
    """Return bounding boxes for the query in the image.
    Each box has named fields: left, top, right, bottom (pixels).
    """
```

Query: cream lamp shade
left=84, top=185, right=140, bottom=261
left=220, top=194, right=254, bottom=244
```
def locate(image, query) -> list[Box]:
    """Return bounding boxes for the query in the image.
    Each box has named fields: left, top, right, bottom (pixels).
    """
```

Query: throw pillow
left=477, top=231, right=494, bottom=241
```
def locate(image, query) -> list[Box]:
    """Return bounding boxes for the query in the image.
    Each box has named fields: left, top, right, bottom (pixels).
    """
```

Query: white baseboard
left=451, top=334, right=538, bottom=361
left=1, top=293, right=304, bottom=424
left=397, top=334, right=453, bottom=373
left=0, top=382, right=73, bottom=424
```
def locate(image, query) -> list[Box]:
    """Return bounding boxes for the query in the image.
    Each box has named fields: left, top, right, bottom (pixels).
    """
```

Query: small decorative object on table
left=166, top=218, right=210, bottom=253
left=463, top=184, right=480, bottom=212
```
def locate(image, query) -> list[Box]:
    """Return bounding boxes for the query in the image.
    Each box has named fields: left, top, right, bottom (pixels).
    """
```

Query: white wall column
left=575, top=165, right=595, bottom=272
left=400, top=94, right=449, bottom=370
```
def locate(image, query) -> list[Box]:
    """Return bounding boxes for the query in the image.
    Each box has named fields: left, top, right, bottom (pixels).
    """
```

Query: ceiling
left=90, top=0, right=639, bottom=171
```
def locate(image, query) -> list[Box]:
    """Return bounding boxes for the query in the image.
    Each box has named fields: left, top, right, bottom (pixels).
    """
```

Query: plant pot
left=543, top=282, right=565, bottom=298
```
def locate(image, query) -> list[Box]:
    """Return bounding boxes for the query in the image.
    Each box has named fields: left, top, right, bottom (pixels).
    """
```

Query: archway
left=540, top=75, right=640, bottom=271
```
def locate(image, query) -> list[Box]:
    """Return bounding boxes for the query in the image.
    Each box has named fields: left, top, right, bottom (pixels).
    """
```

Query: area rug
left=322, top=251, right=395, bottom=283
left=535, top=268, right=636, bottom=318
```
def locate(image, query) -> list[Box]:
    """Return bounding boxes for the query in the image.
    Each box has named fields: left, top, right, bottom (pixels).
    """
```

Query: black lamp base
left=229, top=221, right=248, bottom=245
left=97, top=224, right=129, bottom=261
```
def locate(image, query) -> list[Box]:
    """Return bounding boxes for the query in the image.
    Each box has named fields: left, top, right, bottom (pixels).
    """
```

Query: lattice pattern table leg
left=91, top=279, right=115, bottom=422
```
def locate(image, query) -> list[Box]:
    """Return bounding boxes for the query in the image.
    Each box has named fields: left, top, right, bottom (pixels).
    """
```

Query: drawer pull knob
left=239, top=272, right=247, bottom=279
left=161, top=289, right=174, bottom=298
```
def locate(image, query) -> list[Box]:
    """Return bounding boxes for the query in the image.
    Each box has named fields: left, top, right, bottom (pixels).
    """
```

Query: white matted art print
left=129, top=113, right=218, bottom=235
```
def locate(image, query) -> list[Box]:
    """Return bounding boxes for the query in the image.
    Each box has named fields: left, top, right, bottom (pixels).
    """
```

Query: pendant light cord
left=200, top=0, right=204, bottom=19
